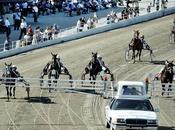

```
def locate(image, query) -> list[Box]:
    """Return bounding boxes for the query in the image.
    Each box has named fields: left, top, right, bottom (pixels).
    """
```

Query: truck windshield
left=110, top=99, right=154, bottom=111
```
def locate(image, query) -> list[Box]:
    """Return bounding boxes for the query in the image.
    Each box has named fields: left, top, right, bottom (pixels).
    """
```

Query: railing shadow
left=158, top=126, right=175, bottom=130
left=150, top=60, right=165, bottom=65
left=24, top=96, right=55, bottom=104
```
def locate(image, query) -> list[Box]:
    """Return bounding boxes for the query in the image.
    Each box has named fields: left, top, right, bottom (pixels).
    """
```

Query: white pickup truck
left=105, top=81, right=159, bottom=130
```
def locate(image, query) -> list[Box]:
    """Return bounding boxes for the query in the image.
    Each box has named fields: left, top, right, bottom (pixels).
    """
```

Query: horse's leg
left=13, top=87, right=16, bottom=99
left=133, top=50, right=135, bottom=63
left=10, top=87, right=12, bottom=97
left=161, top=83, right=166, bottom=96
left=6, top=87, right=10, bottom=101
left=92, top=75, right=96, bottom=86
left=40, top=72, right=44, bottom=86
left=168, top=80, right=172, bottom=95
left=26, top=87, right=30, bottom=99
left=139, top=49, right=142, bottom=61
left=48, top=72, right=51, bottom=93
left=53, top=71, right=58, bottom=90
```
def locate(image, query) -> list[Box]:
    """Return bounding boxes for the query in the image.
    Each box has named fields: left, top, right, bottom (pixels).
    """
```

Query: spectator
left=52, top=24, right=60, bottom=39
left=24, top=32, right=33, bottom=45
left=156, top=0, right=160, bottom=11
left=19, top=18, right=27, bottom=40
left=4, top=38, right=12, bottom=51
left=13, top=10, right=21, bottom=30
left=4, top=17, right=11, bottom=39
left=27, top=25, right=33, bottom=36
left=147, top=3, right=151, bottom=13
left=87, top=17, right=91, bottom=29
left=76, top=18, right=81, bottom=32
left=33, top=4, right=39, bottom=22
left=93, top=12, right=98, bottom=23
left=23, top=2, right=28, bottom=16
left=107, top=14, right=110, bottom=24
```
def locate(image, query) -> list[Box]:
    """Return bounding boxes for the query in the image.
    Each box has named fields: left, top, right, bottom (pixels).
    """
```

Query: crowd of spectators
left=0, top=0, right=170, bottom=51
left=0, top=0, right=118, bottom=42
left=15, top=23, right=60, bottom=48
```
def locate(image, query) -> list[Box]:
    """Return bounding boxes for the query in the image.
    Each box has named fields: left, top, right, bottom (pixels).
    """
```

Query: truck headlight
left=117, top=118, right=125, bottom=123
left=147, top=120, right=157, bottom=124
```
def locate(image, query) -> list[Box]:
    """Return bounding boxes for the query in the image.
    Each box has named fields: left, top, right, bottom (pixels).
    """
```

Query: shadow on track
left=24, top=96, right=55, bottom=104
left=158, top=126, right=175, bottom=130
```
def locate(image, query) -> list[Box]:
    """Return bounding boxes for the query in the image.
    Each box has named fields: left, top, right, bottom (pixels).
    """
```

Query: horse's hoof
left=10, top=93, right=12, bottom=97
left=14, top=97, right=16, bottom=99
left=161, top=92, right=164, bottom=96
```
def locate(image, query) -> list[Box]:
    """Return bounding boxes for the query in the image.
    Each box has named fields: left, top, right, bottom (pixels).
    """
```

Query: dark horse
left=0, top=63, right=30, bottom=101
left=40, top=53, right=72, bottom=91
left=129, top=37, right=143, bottom=63
left=81, top=52, right=114, bottom=82
left=160, top=60, right=174, bottom=96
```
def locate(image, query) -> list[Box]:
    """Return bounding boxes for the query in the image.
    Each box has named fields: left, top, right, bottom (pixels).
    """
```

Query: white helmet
left=97, top=55, right=102, bottom=59
left=12, top=65, right=17, bottom=69
left=57, top=55, right=60, bottom=60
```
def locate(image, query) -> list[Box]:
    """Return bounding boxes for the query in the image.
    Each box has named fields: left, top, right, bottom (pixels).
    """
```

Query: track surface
left=0, top=14, right=175, bottom=130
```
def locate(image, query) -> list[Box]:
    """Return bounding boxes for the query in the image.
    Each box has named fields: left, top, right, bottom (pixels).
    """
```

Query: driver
left=56, top=55, right=67, bottom=72
left=97, top=55, right=107, bottom=71
left=11, top=65, right=20, bottom=76
left=140, top=35, right=150, bottom=50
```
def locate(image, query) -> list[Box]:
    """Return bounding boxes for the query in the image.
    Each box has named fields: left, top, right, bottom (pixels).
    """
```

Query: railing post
left=103, top=80, right=107, bottom=98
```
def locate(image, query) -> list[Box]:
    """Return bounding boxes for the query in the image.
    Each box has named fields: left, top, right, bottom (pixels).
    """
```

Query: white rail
left=0, top=77, right=117, bottom=98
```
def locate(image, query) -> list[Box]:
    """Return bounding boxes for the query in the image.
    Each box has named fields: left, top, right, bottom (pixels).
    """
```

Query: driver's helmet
left=97, top=55, right=102, bottom=60
left=140, top=35, right=144, bottom=39
left=12, top=65, right=17, bottom=70
left=57, top=55, right=60, bottom=60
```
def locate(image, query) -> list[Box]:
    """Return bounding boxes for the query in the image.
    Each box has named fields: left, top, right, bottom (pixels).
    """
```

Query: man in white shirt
left=4, top=17, right=11, bottom=39
left=19, top=19, right=27, bottom=40
left=33, top=4, right=39, bottom=22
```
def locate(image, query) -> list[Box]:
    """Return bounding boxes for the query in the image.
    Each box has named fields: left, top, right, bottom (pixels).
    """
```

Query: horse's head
left=51, top=52, right=57, bottom=61
left=4, top=62, right=12, bottom=76
left=91, top=52, right=98, bottom=63
left=165, top=60, right=174, bottom=74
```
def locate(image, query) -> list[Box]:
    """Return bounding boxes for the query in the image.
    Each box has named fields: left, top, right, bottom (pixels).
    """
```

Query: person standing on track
left=144, top=76, right=149, bottom=94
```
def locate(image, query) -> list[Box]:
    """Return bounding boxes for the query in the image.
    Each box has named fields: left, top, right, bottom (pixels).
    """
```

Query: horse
left=129, top=37, right=143, bottom=63
left=0, top=63, right=30, bottom=101
left=40, top=53, right=72, bottom=92
left=81, top=52, right=114, bottom=83
left=160, top=60, right=174, bottom=96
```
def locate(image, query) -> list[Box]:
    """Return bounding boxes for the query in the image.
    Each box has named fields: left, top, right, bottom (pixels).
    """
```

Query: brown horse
left=81, top=52, right=114, bottom=82
left=0, top=63, right=30, bottom=101
left=82, top=52, right=102, bottom=82
left=40, top=53, right=72, bottom=91
left=160, top=60, right=174, bottom=96
left=129, top=37, right=143, bottom=63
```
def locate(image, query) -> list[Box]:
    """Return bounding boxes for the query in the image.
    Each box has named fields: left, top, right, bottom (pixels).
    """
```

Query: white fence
left=0, top=6, right=175, bottom=59
left=0, top=77, right=117, bottom=98
left=147, top=80, right=175, bottom=97
left=0, top=76, right=175, bottom=98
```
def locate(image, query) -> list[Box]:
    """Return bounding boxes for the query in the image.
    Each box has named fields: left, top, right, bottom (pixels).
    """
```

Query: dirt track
left=0, top=14, right=175, bottom=130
